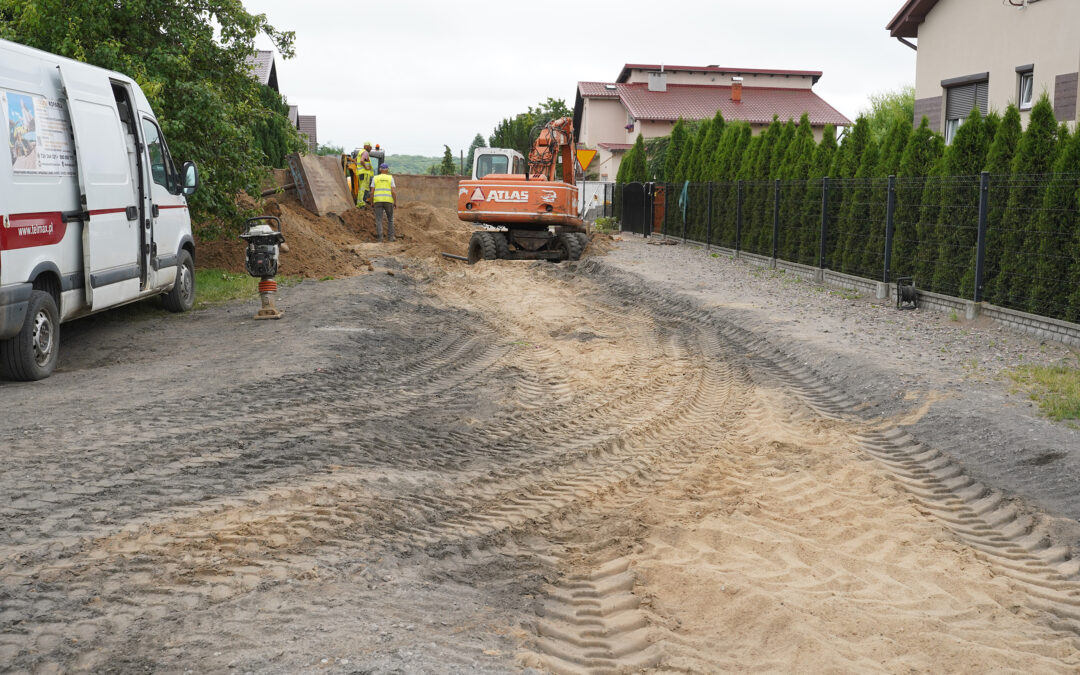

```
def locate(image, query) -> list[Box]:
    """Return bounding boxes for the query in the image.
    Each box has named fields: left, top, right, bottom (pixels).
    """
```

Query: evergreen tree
left=1028, top=127, right=1080, bottom=317
left=663, top=119, right=689, bottom=182
left=252, top=84, right=298, bottom=169
left=799, top=125, right=837, bottom=264
left=686, top=118, right=711, bottom=180
left=829, top=117, right=871, bottom=267
left=990, top=95, right=1060, bottom=308
left=439, top=145, right=456, bottom=175
left=930, top=106, right=990, bottom=294
left=746, top=118, right=782, bottom=253
left=675, top=134, right=697, bottom=183
left=972, top=105, right=1023, bottom=299
left=891, top=118, right=944, bottom=279
left=697, top=111, right=726, bottom=180
left=778, top=114, right=815, bottom=260
left=913, top=154, right=947, bottom=286
left=713, top=123, right=751, bottom=248
left=863, top=118, right=911, bottom=277
left=770, top=119, right=797, bottom=178
left=876, top=117, right=912, bottom=177
left=622, top=133, right=649, bottom=183
left=840, top=138, right=880, bottom=275
left=465, top=133, right=486, bottom=175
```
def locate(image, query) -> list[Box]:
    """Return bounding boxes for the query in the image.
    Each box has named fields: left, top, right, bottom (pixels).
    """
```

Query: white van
left=0, top=38, right=198, bottom=381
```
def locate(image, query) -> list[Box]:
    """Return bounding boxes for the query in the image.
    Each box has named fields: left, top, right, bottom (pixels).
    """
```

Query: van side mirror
left=182, top=161, right=199, bottom=196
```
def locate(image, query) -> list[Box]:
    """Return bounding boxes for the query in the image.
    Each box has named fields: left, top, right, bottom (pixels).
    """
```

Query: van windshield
left=476, top=154, right=508, bottom=179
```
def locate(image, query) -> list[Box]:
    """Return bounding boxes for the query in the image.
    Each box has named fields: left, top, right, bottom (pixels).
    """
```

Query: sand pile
left=196, top=191, right=611, bottom=278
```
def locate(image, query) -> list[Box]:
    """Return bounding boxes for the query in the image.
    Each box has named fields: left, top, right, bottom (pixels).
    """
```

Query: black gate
left=621, top=182, right=645, bottom=234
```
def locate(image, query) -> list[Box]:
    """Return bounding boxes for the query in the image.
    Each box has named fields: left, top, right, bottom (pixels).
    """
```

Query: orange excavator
left=458, top=117, right=588, bottom=263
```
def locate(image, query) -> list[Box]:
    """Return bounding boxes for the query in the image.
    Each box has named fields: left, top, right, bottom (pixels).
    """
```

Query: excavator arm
left=527, top=117, right=576, bottom=183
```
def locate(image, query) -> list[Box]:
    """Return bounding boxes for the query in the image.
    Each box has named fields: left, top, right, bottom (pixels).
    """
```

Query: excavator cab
left=472, top=148, right=526, bottom=179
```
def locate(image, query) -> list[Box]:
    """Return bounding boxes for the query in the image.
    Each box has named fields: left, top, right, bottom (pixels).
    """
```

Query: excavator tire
left=467, top=231, right=497, bottom=264
left=491, top=232, right=510, bottom=259
left=574, top=232, right=590, bottom=253
left=555, top=232, right=583, bottom=262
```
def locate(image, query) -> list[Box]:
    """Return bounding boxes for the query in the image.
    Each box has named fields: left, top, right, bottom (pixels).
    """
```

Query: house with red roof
left=887, top=0, right=1079, bottom=143
left=574, top=64, right=851, bottom=181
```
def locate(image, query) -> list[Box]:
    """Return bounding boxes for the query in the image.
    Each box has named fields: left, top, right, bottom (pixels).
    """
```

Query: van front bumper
left=0, top=283, right=32, bottom=340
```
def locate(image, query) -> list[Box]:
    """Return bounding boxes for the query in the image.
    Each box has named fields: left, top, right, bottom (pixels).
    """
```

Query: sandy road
left=1, top=252, right=1079, bottom=673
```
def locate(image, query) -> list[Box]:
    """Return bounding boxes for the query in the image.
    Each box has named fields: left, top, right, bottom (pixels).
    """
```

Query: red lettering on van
left=0, top=212, right=67, bottom=250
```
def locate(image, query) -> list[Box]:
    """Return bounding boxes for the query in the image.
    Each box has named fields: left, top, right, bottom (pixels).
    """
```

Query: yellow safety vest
left=372, top=173, right=394, bottom=203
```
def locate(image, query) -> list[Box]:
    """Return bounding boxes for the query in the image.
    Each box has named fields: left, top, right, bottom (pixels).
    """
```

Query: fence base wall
left=977, top=303, right=1080, bottom=348
left=652, top=232, right=1080, bottom=350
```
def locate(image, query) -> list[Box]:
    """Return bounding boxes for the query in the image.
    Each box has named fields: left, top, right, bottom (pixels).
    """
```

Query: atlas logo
left=485, top=189, right=528, bottom=203
left=539, top=190, right=558, bottom=203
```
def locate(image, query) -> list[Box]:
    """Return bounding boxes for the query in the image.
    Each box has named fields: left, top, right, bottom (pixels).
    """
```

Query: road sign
left=576, top=149, right=597, bottom=172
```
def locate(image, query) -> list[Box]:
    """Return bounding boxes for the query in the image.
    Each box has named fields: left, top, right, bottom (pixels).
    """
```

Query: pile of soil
left=196, top=191, right=611, bottom=278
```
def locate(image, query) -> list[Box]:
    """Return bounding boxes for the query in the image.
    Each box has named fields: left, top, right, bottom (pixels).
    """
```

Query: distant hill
left=383, top=154, right=442, bottom=175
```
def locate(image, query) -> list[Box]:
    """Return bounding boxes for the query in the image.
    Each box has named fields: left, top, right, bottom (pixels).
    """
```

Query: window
left=513, top=156, right=526, bottom=174
left=475, top=153, right=508, bottom=178
left=943, top=78, right=988, bottom=144
left=945, top=117, right=963, bottom=145
left=141, top=118, right=177, bottom=192
left=1018, top=69, right=1034, bottom=110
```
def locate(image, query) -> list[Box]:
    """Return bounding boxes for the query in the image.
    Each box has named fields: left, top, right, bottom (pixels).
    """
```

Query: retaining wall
left=661, top=233, right=1080, bottom=349
left=394, top=174, right=461, bottom=210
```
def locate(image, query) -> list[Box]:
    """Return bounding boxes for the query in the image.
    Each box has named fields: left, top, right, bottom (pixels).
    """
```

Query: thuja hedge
left=615, top=95, right=1080, bottom=321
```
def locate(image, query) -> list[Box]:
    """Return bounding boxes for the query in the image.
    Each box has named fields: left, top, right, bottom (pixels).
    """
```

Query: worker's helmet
left=364, top=141, right=372, bottom=148
left=379, top=163, right=389, bottom=170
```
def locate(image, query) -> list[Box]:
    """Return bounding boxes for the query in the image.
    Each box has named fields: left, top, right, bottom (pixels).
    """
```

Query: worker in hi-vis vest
left=368, top=163, right=397, bottom=242
left=356, top=142, right=374, bottom=206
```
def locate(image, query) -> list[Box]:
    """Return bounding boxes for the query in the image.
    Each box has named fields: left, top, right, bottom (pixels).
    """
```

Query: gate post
left=706, top=182, right=713, bottom=252
left=819, top=177, right=830, bottom=270
left=772, top=179, right=781, bottom=263
left=974, top=171, right=990, bottom=303
left=736, top=180, right=744, bottom=255
left=883, top=175, right=896, bottom=282
left=644, top=183, right=653, bottom=238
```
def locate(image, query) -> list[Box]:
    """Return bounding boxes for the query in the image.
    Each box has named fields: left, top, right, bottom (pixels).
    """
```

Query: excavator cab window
left=476, top=154, right=509, bottom=179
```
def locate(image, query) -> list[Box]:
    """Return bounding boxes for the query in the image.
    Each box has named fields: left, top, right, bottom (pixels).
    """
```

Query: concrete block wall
left=654, top=231, right=1080, bottom=349
left=980, top=304, right=1080, bottom=348
left=395, top=174, right=462, bottom=210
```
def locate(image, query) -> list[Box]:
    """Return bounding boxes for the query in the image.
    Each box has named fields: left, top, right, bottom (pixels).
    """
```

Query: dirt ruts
left=0, top=248, right=1078, bottom=673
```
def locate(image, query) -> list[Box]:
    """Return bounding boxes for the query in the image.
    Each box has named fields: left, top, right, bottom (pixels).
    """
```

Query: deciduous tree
left=0, top=0, right=305, bottom=231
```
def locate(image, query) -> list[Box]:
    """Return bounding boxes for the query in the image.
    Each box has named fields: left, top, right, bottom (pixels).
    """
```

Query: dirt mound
left=196, top=191, right=609, bottom=278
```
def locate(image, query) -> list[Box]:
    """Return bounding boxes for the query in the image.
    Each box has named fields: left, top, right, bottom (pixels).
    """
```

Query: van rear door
left=56, top=63, right=141, bottom=309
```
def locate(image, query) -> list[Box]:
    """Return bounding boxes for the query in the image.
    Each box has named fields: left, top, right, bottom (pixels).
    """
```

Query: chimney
left=648, top=71, right=667, bottom=92
left=731, top=76, right=743, bottom=102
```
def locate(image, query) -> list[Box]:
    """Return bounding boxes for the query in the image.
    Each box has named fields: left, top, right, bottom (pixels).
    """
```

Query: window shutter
left=974, top=81, right=988, bottom=114
left=946, top=81, right=989, bottom=120
left=946, top=84, right=976, bottom=119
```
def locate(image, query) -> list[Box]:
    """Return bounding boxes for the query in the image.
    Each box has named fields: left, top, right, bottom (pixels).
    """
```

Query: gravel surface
left=604, top=235, right=1080, bottom=533
left=1, top=239, right=1078, bottom=673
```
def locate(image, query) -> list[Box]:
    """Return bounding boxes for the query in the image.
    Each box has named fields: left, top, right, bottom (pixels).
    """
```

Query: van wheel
left=163, top=249, right=195, bottom=312
left=0, top=290, right=60, bottom=381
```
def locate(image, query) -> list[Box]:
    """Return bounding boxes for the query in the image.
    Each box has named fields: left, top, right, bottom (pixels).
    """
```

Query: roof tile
left=611, top=82, right=851, bottom=126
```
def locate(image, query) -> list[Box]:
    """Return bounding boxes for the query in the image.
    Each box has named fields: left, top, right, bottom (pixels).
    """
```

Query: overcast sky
left=244, top=0, right=916, bottom=157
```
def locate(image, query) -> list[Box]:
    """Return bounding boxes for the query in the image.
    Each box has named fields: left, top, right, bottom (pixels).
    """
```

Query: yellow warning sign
left=576, top=149, right=597, bottom=172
